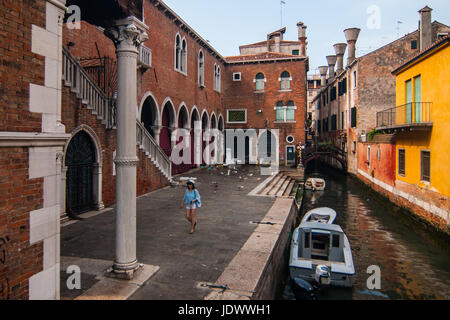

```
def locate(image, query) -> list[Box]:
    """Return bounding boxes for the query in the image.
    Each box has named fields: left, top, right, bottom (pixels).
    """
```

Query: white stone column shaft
left=106, top=17, right=148, bottom=277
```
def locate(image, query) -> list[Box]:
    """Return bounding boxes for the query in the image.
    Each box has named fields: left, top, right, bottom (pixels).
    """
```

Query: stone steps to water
left=258, top=173, right=282, bottom=195
left=256, top=172, right=297, bottom=198
left=269, top=175, right=289, bottom=196
left=277, top=177, right=292, bottom=197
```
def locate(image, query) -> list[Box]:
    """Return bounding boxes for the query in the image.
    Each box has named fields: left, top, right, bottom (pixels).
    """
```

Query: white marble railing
left=62, top=46, right=172, bottom=181
left=62, top=46, right=116, bottom=129
left=136, top=120, right=172, bottom=180
left=138, top=45, right=152, bottom=68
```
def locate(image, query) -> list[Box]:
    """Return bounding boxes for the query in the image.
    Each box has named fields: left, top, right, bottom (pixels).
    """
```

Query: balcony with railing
left=138, top=45, right=152, bottom=69
left=376, top=102, right=433, bottom=131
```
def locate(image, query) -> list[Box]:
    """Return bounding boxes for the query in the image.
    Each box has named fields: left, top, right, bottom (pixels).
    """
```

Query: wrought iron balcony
left=376, top=102, right=433, bottom=131
left=138, top=45, right=152, bottom=69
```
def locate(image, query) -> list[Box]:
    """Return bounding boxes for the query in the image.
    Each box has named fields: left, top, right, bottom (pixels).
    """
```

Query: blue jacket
left=183, top=189, right=201, bottom=207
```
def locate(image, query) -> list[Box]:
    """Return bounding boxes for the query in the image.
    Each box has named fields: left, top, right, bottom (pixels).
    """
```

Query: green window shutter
left=406, top=80, right=412, bottom=124
left=331, top=114, right=337, bottom=131
left=414, top=76, right=421, bottom=122
left=351, top=107, right=357, bottom=128
left=292, top=49, right=299, bottom=55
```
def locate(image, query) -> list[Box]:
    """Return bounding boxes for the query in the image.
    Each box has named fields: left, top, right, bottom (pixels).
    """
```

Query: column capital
left=105, top=16, right=149, bottom=54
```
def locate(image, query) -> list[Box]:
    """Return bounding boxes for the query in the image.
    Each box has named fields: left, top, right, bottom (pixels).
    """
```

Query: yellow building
left=377, top=36, right=449, bottom=232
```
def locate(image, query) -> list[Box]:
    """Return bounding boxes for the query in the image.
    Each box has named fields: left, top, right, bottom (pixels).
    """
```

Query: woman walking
left=180, top=181, right=201, bottom=234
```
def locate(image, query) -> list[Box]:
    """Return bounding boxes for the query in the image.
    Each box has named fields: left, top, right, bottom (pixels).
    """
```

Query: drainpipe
left=344, top=28, right=361, bottom=66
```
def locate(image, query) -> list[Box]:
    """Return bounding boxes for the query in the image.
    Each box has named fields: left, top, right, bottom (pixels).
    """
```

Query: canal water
left=282, top=162, right=450, bottom=300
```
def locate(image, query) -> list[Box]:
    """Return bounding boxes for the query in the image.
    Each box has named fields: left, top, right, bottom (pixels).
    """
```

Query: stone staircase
left=255, top=172, right=299, bottom=198
left=62, top=46, right=173, bottom=183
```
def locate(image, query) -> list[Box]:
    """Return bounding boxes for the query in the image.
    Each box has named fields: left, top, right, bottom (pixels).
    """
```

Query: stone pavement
left=60, top=165, right=276, bottom=300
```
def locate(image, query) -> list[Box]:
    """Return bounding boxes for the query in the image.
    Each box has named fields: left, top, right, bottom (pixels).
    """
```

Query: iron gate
left=65, top=131, right=96, bottom=215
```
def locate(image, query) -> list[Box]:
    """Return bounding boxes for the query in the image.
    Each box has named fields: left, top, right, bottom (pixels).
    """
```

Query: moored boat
left=301, top=207, right=337, bottom=225
left=305, top=178, right=326, bottom=191
left=289, top=222, right=355, bottom=288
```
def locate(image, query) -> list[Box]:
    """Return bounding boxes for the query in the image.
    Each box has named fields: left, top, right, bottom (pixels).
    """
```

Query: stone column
left=93, top=163, right=105, bottom=210
left=106, top=17, right=149, bottom=279
left=153, top=125, right=162, bottom=145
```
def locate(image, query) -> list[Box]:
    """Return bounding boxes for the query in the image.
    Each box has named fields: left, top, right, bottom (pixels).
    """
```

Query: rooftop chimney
left=297, top=22, right=308, bottom=56
left=333, top=43, right=347, bottom=73
left=318, top=66, right=328, bottom=87
left=326, top=55, right=337, bottom=80
left=419, top=6, right=433, bottom=51
left=344, top=28, right=361, bottom=65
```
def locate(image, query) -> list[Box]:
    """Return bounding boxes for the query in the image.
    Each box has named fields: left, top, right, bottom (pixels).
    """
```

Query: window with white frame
left=214, top=64, right=221, bottom=92
left=180, top=38, right=187, bottom=73
left=233, top=72, right=241, bottom=81
left=280, top=71, right=292, bottom=90
left=175, top=34, right=181, bottom=71
left=198, top=50, right=204, bottom=87
left=254, top=72, right=265, bottom=91
left=227, top=109, right=247, bottom=124
left=275, top=100, right=296, bottom=122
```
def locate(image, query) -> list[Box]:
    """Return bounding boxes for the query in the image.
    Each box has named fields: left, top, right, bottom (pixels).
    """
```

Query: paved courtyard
left=60, top=165, right=276, bottom=300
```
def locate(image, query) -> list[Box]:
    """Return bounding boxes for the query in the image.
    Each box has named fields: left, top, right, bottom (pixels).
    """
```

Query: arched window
left=255, top=73, right=265, bottom=91
left=275, top=100, right=296, bottom=122
left=175, top=34, right=181, bottom=71
left=198, top=51, right=204, bottom=87
left=275, top=101, right=284, bottom=121
left=286, top=101, right=295, bottom=121
left=181, top=38, right=187, bottom=73
left=280, top=71, right=291, bottom=90
left=214, top=64, right=221, bottom=92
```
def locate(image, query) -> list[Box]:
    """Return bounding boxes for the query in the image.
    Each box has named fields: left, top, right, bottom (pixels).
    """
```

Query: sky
left=162, top=0, right=450, bottom=75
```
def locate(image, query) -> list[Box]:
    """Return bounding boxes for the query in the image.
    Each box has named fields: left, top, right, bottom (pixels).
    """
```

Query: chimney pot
left=333, top=43, right=347, bottom=73
left=326, top=55, right=337, bottom=80
left=344, top=28, right=361, bottom=66
left=419, top=6, right=433, bottom=51
left=297, top=21, right=308, bottom=56
left=318, top=66, right=328, bottom=87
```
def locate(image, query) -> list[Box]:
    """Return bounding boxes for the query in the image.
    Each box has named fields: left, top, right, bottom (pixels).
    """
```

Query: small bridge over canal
left=301, top=145, right=347, bottom=170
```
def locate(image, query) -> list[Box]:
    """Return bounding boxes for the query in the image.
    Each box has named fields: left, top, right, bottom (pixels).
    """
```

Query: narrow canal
left=282, top=162, right=450, bottom=300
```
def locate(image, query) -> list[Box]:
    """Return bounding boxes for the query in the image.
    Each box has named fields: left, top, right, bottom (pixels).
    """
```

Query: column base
left=95, top=202, right=105, bottom=210
left=106, top=261, right=143, bottom=280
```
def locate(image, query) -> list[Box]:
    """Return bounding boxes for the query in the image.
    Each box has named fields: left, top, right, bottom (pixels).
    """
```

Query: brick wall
left=138, top=0, right=227, bottom=124
left=63, top=21, right=116, bottom=60
left=224, top=59, right=307, bottom=163
left=358, top=139, right=396, bottom=186
left=0, top=148, right=44, bottom=300
left=0, top=0, right=49, bottom=300
left=0, top=0, right=46, bottom=133
left=61, top=84, right=169, bottom=208
left=357, top=31, right=420, bottom=133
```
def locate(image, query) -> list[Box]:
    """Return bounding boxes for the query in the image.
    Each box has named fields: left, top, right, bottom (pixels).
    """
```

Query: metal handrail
left=376, top=102, right=432, bottom=128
